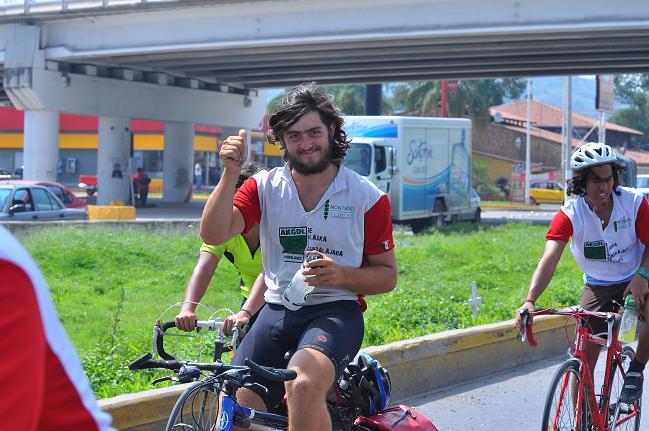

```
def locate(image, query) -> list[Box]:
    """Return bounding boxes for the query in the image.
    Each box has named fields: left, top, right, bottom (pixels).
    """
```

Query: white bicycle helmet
left=570, top=142, right=617, bottom=170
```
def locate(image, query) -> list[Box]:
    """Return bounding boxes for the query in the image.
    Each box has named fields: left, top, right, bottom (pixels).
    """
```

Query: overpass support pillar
left=23, top=110, right=59, bottom=181
left=97, top=117, right=131, bottom=206
left=162, top=121, right=194, bottom=203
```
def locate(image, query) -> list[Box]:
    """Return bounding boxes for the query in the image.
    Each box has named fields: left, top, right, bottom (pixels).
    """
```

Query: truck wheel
left=473, top=208, right=481, bottom=224
left=529, top=197, right=537, bottom=206
left=432, top=199, right=446, bottom=228
left=410, top=218, right=431, bottom=234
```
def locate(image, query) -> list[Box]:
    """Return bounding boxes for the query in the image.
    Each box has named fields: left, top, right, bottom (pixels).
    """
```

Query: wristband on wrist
left=240, top=308, right=252, bottom=318
left=637, top=267, right=649, bottom=281
left=523, top=299, right=535, bottom=306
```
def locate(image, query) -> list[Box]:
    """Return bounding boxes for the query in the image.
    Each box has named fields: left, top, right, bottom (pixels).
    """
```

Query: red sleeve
left=0, top=260, right=46, bottom=431
left=636, top=197, right=649, bottom=246
left=363, top=194, right=395, bottom=255
left=233, top=177, right=261, bottom=234
left=546, top=209, right=573, bottom=242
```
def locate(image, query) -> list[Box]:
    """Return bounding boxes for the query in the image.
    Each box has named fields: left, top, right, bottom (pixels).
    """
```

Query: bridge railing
left=0, top=0, right=177, bottom=15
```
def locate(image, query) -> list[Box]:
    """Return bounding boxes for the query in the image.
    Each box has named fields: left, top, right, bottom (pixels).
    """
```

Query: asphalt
left=128, top=198, right=560, bottom=224
left=410, top=342, right=648, bottom=430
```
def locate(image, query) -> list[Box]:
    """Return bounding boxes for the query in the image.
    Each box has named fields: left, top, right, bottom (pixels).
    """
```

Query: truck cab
left=345, top=139, right=396, bottom=195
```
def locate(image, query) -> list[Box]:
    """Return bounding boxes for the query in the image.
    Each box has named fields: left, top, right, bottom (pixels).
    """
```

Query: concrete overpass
left=1, top=0, right=648, bottom=203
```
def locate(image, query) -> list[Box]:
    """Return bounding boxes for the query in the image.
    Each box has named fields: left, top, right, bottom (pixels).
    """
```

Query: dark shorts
left=231, top=300, right=364, bottom=409
left=580, top=282, right=629, bottom=335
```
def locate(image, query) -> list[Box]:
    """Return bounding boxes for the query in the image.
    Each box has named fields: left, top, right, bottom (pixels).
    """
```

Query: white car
left=638, top=174, right=649, bottom=201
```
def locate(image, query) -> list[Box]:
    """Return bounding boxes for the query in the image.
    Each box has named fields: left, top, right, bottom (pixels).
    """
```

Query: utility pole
left=441, top=81, right=448, bottom=117
left=525, top=78, right=532, bottom=205
left=562, top=76, right=573, bottom=198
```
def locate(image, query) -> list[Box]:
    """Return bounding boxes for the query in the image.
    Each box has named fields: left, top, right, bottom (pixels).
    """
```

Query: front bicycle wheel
left=608, top=346, right=641, bottom=431
left=166, top=379, right=221, bottom=431
left=542, top=359, right=590, bottom=431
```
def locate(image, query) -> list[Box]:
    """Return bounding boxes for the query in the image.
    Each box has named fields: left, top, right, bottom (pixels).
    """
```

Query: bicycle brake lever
left=152, top=376, right=177, bottom=385
left=520, top=310, right=529, bottom=343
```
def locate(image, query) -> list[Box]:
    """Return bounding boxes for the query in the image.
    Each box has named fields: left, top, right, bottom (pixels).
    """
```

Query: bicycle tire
left=166, top=379, right=221, bottom=431
left=541, top=359, right=590, bottom=431
left=609, top=346, right=641, bottom=431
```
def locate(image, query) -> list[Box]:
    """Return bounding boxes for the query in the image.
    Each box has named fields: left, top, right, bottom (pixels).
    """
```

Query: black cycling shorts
left=231, top=300, right=364, bottom=409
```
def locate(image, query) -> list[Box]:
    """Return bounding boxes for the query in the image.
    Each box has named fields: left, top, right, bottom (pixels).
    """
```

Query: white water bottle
left=619, top=294, right=638, bottom=344
left=281, top=253, right=322, bottom=311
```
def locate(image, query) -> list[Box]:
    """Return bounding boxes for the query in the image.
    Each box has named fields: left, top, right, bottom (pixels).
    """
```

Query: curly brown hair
left=566, top=163, right=625, bottom=197
left=266, top=82, right=352, bottom=161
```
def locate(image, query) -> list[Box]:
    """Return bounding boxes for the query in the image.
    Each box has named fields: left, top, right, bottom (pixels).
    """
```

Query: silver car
left=0, top=184, right=87, bottom=221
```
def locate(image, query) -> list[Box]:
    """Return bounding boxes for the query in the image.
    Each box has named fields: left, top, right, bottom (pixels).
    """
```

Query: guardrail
left=0, top=0, right=177, bottom=15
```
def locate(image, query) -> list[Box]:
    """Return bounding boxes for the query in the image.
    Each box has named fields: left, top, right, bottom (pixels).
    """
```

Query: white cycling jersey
left=234, top=164, right=394, bottom=305
left=547, top=187, right=649, bottom=284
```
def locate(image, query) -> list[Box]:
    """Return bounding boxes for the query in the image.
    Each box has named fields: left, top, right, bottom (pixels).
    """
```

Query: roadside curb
left=481, top=205, right=540, bottom=211
left=99, top=315, right=573, bottom=430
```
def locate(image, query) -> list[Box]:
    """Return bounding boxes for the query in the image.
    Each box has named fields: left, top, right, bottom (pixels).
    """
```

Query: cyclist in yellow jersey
left=176, top=162, right=266, bottom=334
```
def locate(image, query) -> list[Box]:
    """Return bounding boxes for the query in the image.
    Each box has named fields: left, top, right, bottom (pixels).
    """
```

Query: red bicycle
left=520, top=307, right=641, bottom=431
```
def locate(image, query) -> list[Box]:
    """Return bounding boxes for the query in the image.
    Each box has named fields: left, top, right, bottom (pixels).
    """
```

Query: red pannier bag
left=354, top=405, right=439, bottom=430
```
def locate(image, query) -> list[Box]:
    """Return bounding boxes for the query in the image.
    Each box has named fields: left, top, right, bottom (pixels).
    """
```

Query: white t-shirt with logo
left=233, top=164, right=394, bottom=305
left=547, top=187, right=649, bottom=285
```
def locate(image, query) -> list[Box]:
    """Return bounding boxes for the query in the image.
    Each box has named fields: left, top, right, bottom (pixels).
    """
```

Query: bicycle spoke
left=543, top=361, right=583, bottom=431
left=608, top=347, right=641, bottom=431
left=167, top=381, right=221, bottom=431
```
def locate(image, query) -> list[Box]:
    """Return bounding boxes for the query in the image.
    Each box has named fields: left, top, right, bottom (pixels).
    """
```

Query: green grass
left=20, top=223, right=583, bottom=398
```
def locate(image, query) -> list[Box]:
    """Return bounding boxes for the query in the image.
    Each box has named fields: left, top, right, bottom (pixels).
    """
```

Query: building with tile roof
left=474, top=100, right=649, bottom=196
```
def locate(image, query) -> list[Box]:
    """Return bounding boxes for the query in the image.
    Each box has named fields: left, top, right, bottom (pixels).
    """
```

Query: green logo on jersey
left=279, top=226, right=307, bottom=255
left=613, top=217, right=631, bottom=232
left=583, top=240, right=606, bottom=260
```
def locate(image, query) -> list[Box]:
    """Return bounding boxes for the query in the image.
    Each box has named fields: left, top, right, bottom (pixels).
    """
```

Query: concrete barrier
left=1, top=220, right=200, bottom=239
left=99, top=315, right=574, bottom=431
left=87, top=205, right=136, bottom=221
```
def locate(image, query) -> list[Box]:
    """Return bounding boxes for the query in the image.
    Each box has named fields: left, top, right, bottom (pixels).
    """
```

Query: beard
left=286, top=140, right=334, bottom=176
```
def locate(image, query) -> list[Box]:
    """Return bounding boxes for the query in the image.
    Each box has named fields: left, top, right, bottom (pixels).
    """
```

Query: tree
left=266, top=90, right=287, bottom=113
left=403, top=79, right=526, bottom=129
left=613, top=74, right=649, bottom=149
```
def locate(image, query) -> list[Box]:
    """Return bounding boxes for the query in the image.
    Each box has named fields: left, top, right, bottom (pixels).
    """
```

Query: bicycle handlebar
left=244, top=358, right=297, bottom=382
left=153, top=319, right=239, bottom=361
left=519, top=307, right=620, bottom=349
left=519, top=309, right=538, bottom=347
left=128, top=352, right=296, bottom=384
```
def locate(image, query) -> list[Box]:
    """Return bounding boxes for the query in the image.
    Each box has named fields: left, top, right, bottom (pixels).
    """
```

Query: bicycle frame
left=571, top=320, right=626, bottom=430
left=523, top=308, right=640, bottom=431
left=219, top=395, right=288, bottom=431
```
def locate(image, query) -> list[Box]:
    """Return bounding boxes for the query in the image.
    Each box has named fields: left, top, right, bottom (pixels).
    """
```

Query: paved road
left=408, top=343, right=647, bottom=430
left=130, top=198, right=560, bottom=225
left=481, top=204, right=559, bottom=226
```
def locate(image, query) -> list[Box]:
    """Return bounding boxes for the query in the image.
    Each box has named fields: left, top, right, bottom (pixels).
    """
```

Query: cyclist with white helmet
left=515, top=142, right=649, bottom=403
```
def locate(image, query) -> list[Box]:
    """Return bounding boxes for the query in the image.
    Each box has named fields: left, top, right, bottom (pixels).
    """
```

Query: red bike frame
left=521, top=308, right=640, bottom=430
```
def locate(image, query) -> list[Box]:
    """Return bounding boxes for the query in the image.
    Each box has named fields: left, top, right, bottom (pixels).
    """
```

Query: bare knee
left=286, top=374, right=324, bottom=403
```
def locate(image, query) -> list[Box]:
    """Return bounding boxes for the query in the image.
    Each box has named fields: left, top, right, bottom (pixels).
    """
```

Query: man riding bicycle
left=200, top=82, right=397, bottom=431
left=515, top=142, right=649, bottom=403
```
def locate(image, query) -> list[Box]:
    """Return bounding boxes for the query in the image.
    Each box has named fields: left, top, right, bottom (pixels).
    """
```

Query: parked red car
left=0, top=180, right=87, bottom=209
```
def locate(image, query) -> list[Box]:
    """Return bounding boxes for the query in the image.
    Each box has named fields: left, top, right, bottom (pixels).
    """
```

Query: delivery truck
left=343, top=116, right=474, bottom=231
